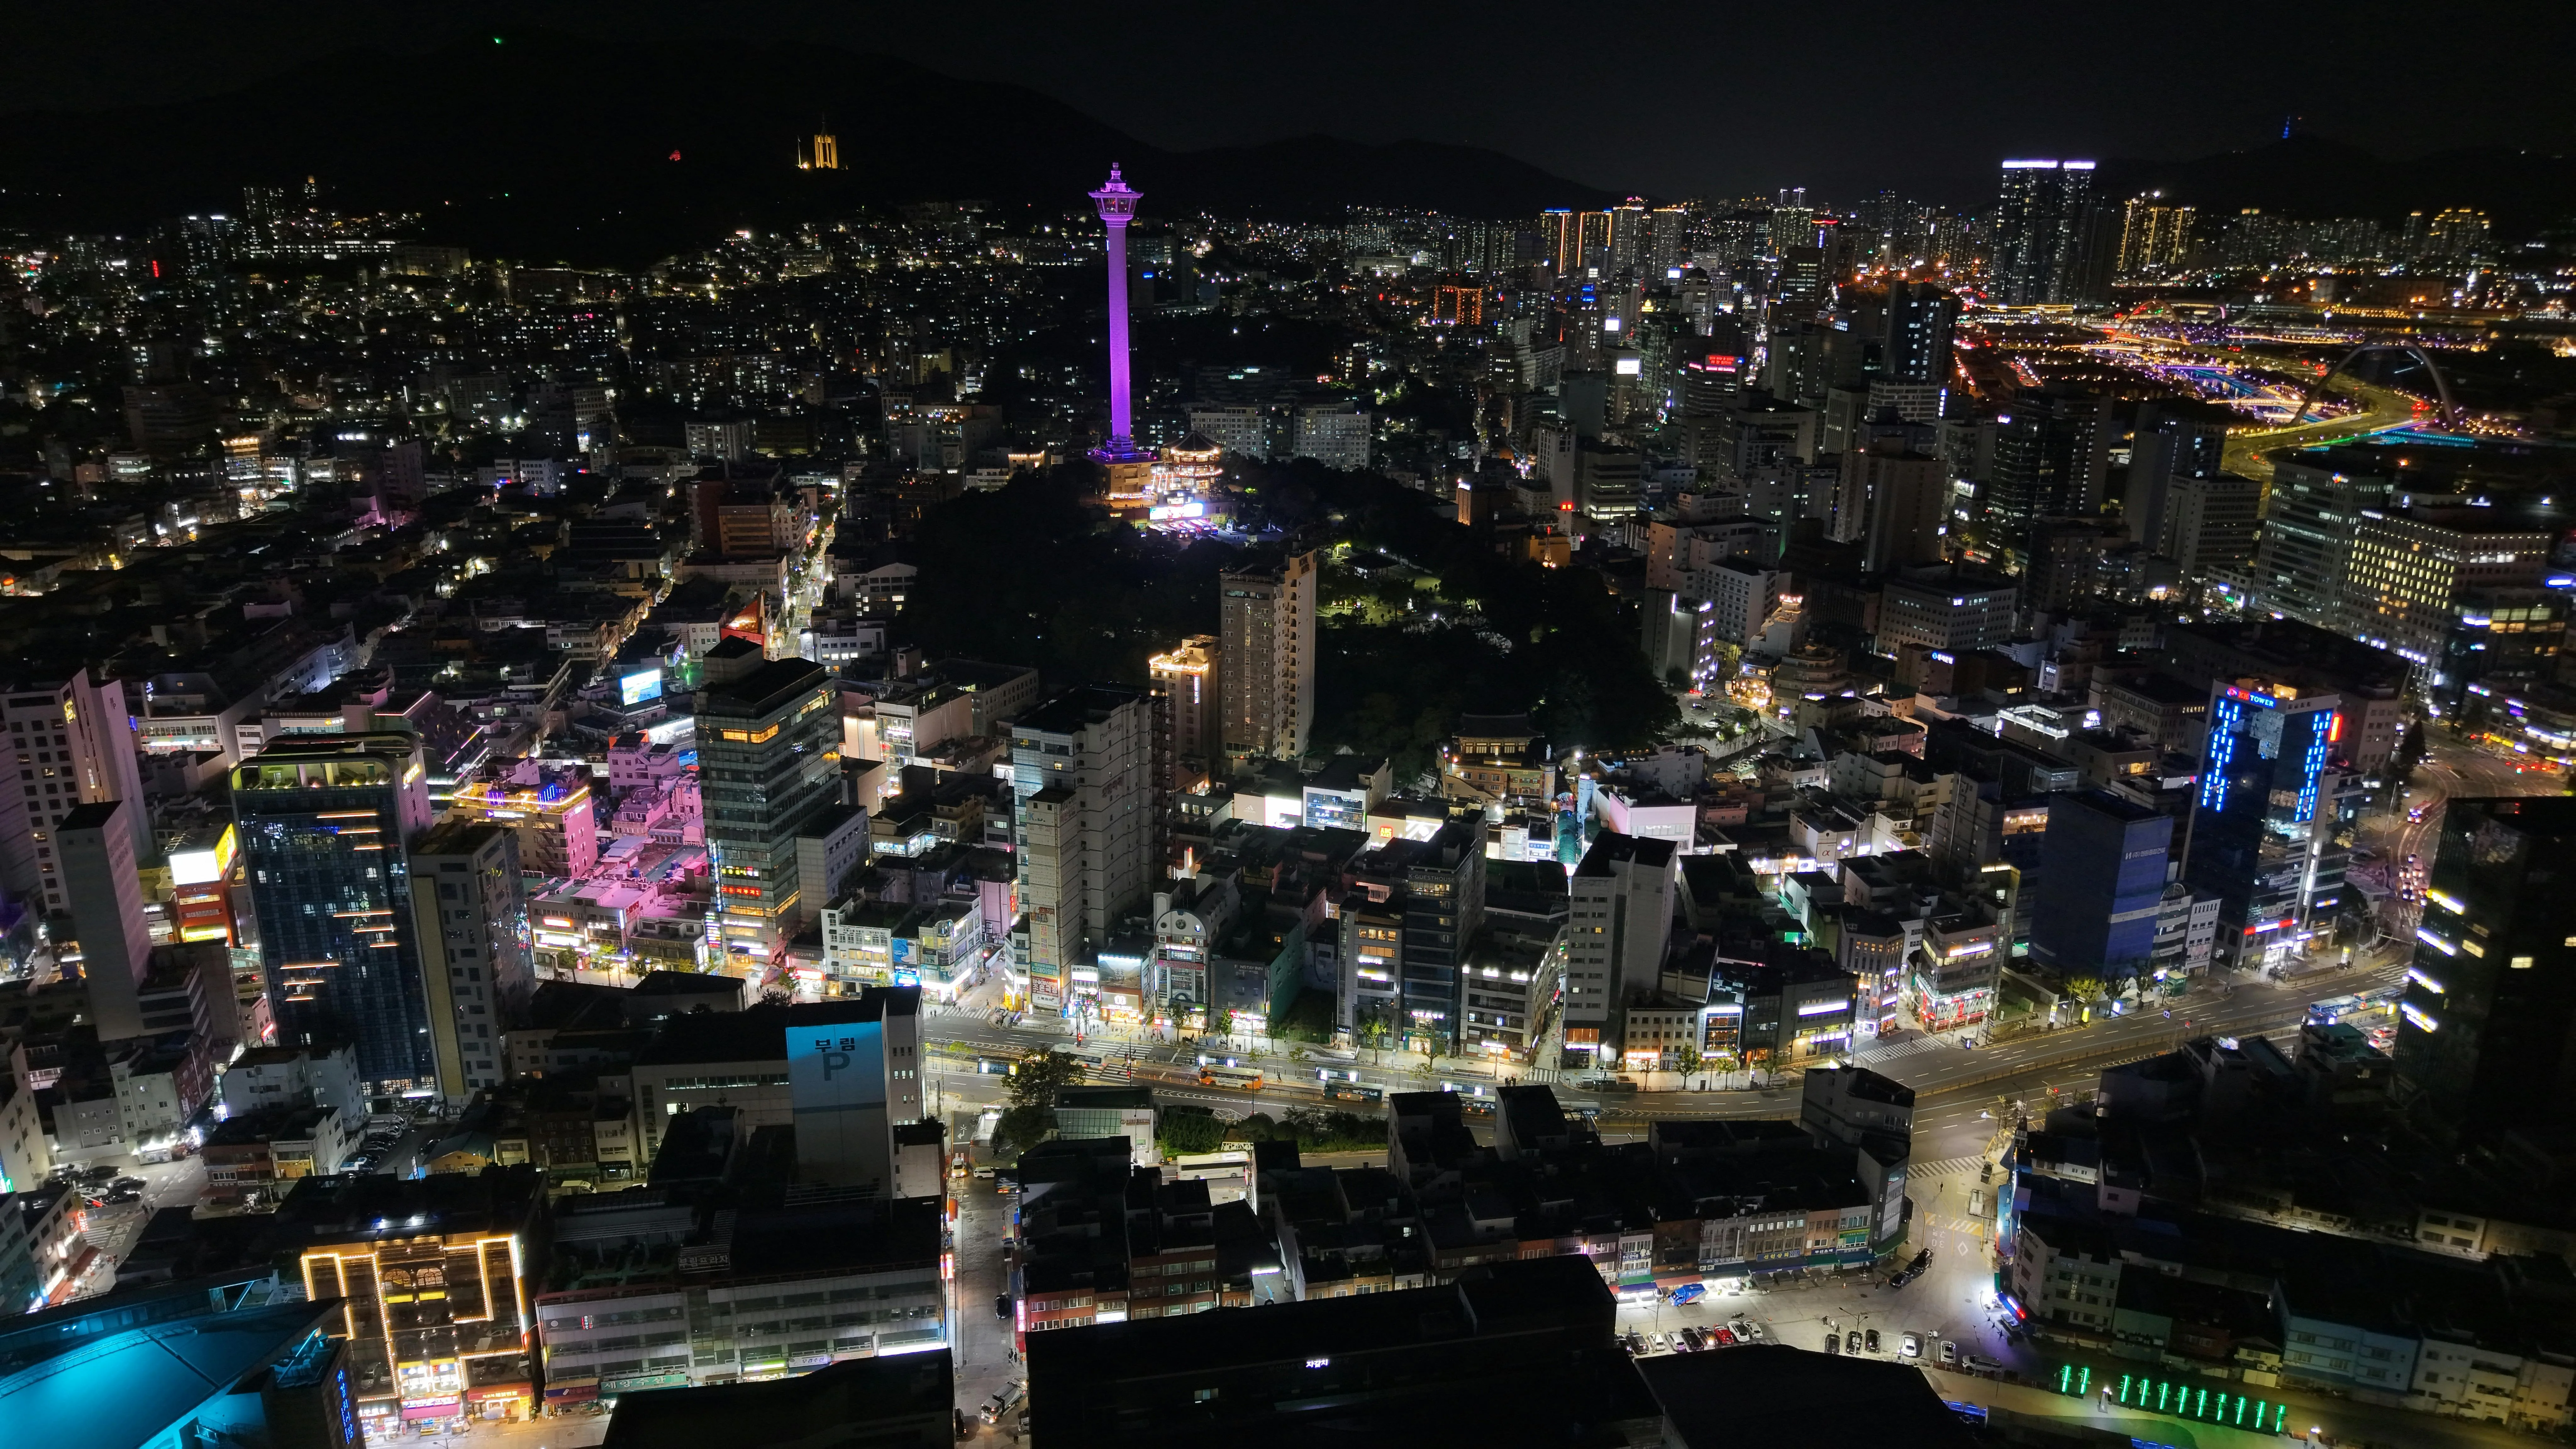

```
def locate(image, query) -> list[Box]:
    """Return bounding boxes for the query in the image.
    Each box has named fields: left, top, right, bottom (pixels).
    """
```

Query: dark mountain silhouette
left=0, top=28, right=1615, bottom=265
left=2094, top=134, right=2576, bottom=234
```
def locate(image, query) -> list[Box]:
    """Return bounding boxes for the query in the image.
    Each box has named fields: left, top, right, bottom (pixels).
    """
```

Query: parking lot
left=1609, top=1178, right=2029, bottom=1385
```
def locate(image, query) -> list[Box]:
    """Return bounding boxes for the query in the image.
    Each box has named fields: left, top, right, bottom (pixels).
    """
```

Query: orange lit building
left=448, top=763, right=597, bottom=879
left=1432, top=286, right=1484, bottom=327
left=289, top=1166, right=545, bottom=1430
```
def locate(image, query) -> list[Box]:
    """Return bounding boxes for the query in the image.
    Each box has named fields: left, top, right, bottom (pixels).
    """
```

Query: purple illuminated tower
left=1087, top=165, right=1154, bottom=464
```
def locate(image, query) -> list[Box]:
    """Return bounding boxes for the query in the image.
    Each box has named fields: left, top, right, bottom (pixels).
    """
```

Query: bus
left=1441, top=1081, right=1496, bottom=1115
left=1199, top=1063, right=1264, bottom=1090
left=1323, top=1081, right=1383, bottom=1104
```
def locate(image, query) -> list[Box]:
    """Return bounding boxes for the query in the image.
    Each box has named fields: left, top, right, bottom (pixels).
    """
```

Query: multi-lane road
left=923, top=954, right=2403, bottom=1149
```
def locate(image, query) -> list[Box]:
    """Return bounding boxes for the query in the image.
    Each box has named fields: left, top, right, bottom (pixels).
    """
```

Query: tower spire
left=1087, top=164, right=1153, bottom=465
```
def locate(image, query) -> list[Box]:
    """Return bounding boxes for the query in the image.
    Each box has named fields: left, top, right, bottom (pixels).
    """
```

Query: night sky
left=14, top=0, right=2576, bottom=204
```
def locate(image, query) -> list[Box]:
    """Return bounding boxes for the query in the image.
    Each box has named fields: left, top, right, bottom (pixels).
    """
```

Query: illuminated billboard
left=169, top=824, right=238, bottom=886
left=619, top=668, right=663, bottom=707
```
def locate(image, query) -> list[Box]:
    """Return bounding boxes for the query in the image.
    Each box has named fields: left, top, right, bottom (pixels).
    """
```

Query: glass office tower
left=232, top=733, right=436, bottom=1092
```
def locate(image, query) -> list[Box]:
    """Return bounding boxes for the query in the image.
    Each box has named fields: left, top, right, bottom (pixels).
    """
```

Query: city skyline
left=6, top=7, right=2576, bottom=219
left=5, top=22, right=2576, bottom=1442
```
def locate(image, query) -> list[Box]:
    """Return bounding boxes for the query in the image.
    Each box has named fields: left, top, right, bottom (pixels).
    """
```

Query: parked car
left=994, top=1294, right=1012, bottom=1320
left=1712, top=1327, right=1736, bottom=1346
left=1864, top=1329, right=1880, bottom=1354
left=1901, top=1332, right=1923, bottom=1358
left=1823, top=1332, right=1841, bottom=1354
left=1963, top=1354, right=2001, bottom=1374
left=1681, top=1327, right=1706, bottom=1351
left=1938, top=1340, right=1959, bottom=1366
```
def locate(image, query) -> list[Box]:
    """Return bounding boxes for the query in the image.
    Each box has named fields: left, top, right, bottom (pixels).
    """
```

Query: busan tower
left=1087, top=165, right=1156, bottom=496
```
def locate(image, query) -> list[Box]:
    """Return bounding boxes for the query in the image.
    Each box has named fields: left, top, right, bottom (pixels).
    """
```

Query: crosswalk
left=1910, top=1153, right=1990, bottom=1179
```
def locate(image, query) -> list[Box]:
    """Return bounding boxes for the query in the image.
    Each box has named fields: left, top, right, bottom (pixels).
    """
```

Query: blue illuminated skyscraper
left=2182, top=680, right=2342, bottom=971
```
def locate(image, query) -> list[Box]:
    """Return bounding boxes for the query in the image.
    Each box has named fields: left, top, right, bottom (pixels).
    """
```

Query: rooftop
left=700, top=658, right=829, bottom=719
left=601, top=1350, right=953, bottom=1449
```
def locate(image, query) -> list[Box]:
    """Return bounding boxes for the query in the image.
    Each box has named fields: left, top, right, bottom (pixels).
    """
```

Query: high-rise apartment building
left=1219, top=552, right=1317, bottom=766
left=1773, top=246, right=1826, bottom=314
left=2114, top=195, right=2196, bottom=277
left=2255, top=448, right=2396, bottom=627
left=1880, top=281, right=1956, bottom=387
left=2160, top=472, right=2263, bottom=581
left=2398, top=797, right=2576, bottom=1142
left=1992, top=159, right=2100, bottom=305
left=1291, top=403, right=1370, bottom=471
left=1982, top=386, right=2110, bottom=567
left=407, top=821, right=533, bottom=1100
left=58, top=800, right=154, bottom=1041
left=1607, top=199, right=1649, bottom=278
left=1147, top=636, right=1221, bottom=790
left=1561, top=832, right=1677, bottom=1069
left=1183, top=404, right=1272, bottom=461
left=1708, top=393, right=1819, bottom=488
left=1849, top=444, right=1950, bottom=572
left=1646, top=205, right=1691, bottom=276
left=2029, top=791, right=2172, bottom=985
left=1574, top=210, right=1613, bottom=271
left=2418, top=208, right=2492, bottom=268
left=2125, top=399, right=2234, bottom=557
left=1, top=669, right=148, bottom=915
left=700, top=659, right=842, bottom=963
left=1011, top=686, right=1157, bottom=1013
left=232, top=734, right=439, bottom=1091
left=2182, top=681, right=2342, bottom=970
left=1538, top=209, right=1574, bottom=273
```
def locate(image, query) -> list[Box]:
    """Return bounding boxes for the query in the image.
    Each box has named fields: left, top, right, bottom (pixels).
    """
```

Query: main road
left=921, top=954, right=2405, bottom=1139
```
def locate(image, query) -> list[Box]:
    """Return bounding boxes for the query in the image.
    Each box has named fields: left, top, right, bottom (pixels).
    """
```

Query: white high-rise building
left=1010, top=686, right=1158, bottom=1013
left=1219, top=552, right=1317, bottom=767
left=1184, top=405, right=1272, bottom=461
left=1563, top=831, right=1677, bottom=1069
left=2, top=669, right=148, bottom=916
left=1148, top=636, right=1222, bottom=789
left=1291, top=403, right=1371, bottom=471
left=407, top=820, right=536, bottom=1102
